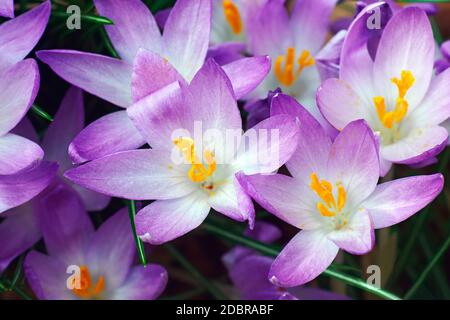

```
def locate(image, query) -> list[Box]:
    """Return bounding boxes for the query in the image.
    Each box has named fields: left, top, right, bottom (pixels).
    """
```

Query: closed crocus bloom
left=0, top=1, right=50, bottom=174
left=245, top=0, right=337, bottom=126
left=65, top=60, right=300, bottom=244
left=238, top=93, right=443, bottom=287
left=37, top=0, right=270, bottom=165
left=317, top=5, right=450, bottom=175
left=24, top=185, right=168, bottom=300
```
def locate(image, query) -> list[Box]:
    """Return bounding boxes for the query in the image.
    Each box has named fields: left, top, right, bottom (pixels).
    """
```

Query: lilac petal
left=163, top=0, right=211, bottom=81
left=0, top=59, right=39, bottom=135
left=234, top=114, right=299, bottom=175
left=42, top=87, right=84, bottom=171
left=155, top=8, right=171, bottom=29
left=408, top=157, right=438, bottom=169
left=441, top=40, right=450, bottom=61
left=68, top=111, right=145, bottom=164
left=71, top=184, right=110, bottom=212
left=36, top=184, right=94, bottom=261
left=412, top=68, right=450, bottom=127
left=327, top=120, right=379, bottom=205
left=94, top=0, right=162, bottom=63
left=11, top=117, right=38, bottom=143
left=127, top=81, right=192, bottom=150
left=221, top=55, right=271, bottom=100
left=269, top=230, right=339, bottom=287
left=0, top=134, right=43, bottom=174
left=315, top=30, right=346, bottom=81
left=131, top=49, right=185, bottom=103
left=112, top=265, right=168, bottom=300
left=65, top=149, right=194, bottom=200
left=327, top=209, right=375, bottom=255
left=0, top=0, right=14, bottom=18
left=236, top=173, right=320, bottom=230
left=289, top=287, right=350, bottom=300
left=271, top=93, right=332, bottom=182
left=37, top=50, right=132, bottom=108
left=373, top=7, right=434, bottom=110
left=317, top=78, right=366, bottom=131
left=382, top=126, right=448, bottom=164
left=244, top=221, right=282, bottom=244
left=208, top=176, right=255, bottom=226
left=0, top=161, right=57, bottom=214
left=0, top=203, right=40, bottom=272
left=24, top=251, right=73, bottom=300
left=290, top=0, right=338, bottom=54
left=85, top=208, right=135, bottom=289
left=244, top=89, right=280, bottom=129
left=135, top=192, right=210, bottom=245
left=206, top=43, right=245, bottom=66
left=363, top=174, right=443, bottom=229
left=0, top=1, right=50, bottom=71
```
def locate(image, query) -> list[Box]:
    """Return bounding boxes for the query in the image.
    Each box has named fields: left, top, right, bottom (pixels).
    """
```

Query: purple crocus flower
left=24, top=185, right=167, bottom=300
left=0, top=87, right=108, bottom=272
left=237, top=93, right=443, bottom=287
left=317, top=6, right=450, bottom=175
left=0, top=1, right=50, bottom=174
left=37, top=0, right=270, bottom=165
left=65, top=60, right=300, bottom=244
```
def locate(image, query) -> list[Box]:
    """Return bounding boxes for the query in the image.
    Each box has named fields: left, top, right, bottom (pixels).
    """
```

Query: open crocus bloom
left=65, top=60, right=299, bottom=244
left=37, top=0, right=269, bottom=164
left=0, top=1, right=50, bottom=174
left=237, top=93, right=443, bottom=287
left=24, top=185, right=167, bottom=300
left=317, top=5, right=450, bottom=175
left=245, top=0, right=336, bottom=121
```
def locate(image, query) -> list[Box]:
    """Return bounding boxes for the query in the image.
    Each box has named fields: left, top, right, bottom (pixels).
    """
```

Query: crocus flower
left=245, top=0, right=337, bottom=122
left=24, top=185, right=167, bottom=300
left=0, top=87, right=109, bottom=272
left=237, top=93, right=443, bottom=287
left=37, top=0, right=270, bottom=164
left=65, top=60, right=299, bottom=244
left=0, top=1, right=50, bottom=174
left=317, top=6, right=450, bottom=175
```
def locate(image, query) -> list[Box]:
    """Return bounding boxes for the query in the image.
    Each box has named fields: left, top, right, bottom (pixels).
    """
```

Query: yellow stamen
left=373, top=70, right=415, bottom=129
left=274, top=47, right=315, bottom=87
left=223, top=0, right=243, bottom=35
left=72, top=266, right=105, bottom=299
left=317, top=202, right=335, bottom=217
left=310, top=173, right=347, bottom=218
left=173, top=137, right=217, bottom=183
left=337, top=183, right=346, bottom=212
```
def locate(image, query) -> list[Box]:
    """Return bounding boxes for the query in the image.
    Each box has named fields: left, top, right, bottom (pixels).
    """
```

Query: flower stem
left=165, top=244, right=228, bottom=300
left=404, top=233, right=450, bottom=299
left=31, top=104, right=53, bottom=122
left=0, top=280, right=32, bottom=300
left=127, top=200, right=147, bottom=266
left=50, top=11, right=113, bottom=25
left=203, top=222, right=401, bottom=300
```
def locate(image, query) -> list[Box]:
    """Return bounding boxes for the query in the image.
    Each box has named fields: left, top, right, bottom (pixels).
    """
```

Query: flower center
left=274, top=47, right=315, bottom=87
left=223, top=0, right=243, bottom=35
left=71, top=266, right=105, bottom=299
left=173, top=137, right=217, bottom=183
left=310, top=173, right=347, bottom=222
left=373, top=70, right=415, bottom=129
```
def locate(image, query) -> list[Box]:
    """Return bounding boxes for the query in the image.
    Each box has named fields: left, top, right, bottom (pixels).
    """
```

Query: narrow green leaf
left=51, top=11, right=113, bottom=25
left=31, top=104, right=53, bottom=122
left=127, top=200, right=147, bottom=266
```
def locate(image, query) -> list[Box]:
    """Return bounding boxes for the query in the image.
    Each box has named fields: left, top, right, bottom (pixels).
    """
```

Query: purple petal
left=71, top=184, right=110, bottom=212
left=94, top=0, right=162, bottom=63
left=0, top=1, right=50, bottom=71
left=112, top=265, right=168, bottom=300
left=163, top=0, right=211, bottom=81
left=440, top=40, right=450, bottom=61
left=68, top=111, right=145, bottom=164
left=315, top=30, right=346, bottom=81
left=42, top=87, right=84, bottom=170
left=327, top=120, right=379, bottom=204
left=327, top=209, right=375, bottom=255
left=0, top=59, right=39, bottom=135
left=0, top=0, right=14, bottom=18
left=135, top=192, right=210, bottom=245
left=37, top=50, right=132, bottom=107
left=65, top=149, right=195, bottom=200
left=0, top=134, right=43, bottom=174
left=35, top=184, right=94, bottom=261
left=363, top=174, right=443, bottom=229
left=131, top=49, right=185, bottom=103
left=244, top=221, right=282, bottom=244
left=269, top=230, right=339, bottom=287
left=290, top=0, right=338, bottom=54
left=206, top=43, right=245, bottom=66
left=11, top=117, right=39, bottom=143
left=221, top=55, right=271, bottom=100
left=0, top=203, right=40, bottom=272
left=0, top=161, right=57, bottom=214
